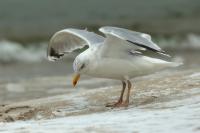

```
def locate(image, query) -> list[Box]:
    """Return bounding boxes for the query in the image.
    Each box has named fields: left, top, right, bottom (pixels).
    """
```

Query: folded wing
left=47, top=28, right=104, bottom=61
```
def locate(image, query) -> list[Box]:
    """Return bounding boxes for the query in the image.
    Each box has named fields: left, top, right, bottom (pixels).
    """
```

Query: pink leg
left=121, top=80, right=132, bottom=107
left=106, top=81, right=126, bottom=107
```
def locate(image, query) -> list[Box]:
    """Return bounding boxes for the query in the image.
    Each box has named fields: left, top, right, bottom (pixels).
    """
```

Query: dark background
left=0, top=0, right=200, bottom=43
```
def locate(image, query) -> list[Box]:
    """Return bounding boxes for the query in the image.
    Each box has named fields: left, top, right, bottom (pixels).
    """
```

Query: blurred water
left=0, top=0, right=200, bottom=41
left=0, top=34, right=199, bottom=63
left=0, top=41, right=46, bottom=63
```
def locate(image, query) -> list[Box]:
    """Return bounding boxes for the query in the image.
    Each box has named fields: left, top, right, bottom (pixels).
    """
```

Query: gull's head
left=72, top=55, right=88, bottom=87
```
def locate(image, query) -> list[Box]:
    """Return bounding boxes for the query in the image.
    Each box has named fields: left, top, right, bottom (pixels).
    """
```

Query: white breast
left=85, top=54, right=176, bottom=80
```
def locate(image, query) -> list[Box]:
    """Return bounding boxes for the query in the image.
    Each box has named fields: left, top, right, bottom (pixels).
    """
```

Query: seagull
left=47, top=26, right=181, bottom=107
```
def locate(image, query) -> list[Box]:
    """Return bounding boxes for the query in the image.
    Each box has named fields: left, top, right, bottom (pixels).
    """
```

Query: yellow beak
left=72, top=73, right=80, bottom=87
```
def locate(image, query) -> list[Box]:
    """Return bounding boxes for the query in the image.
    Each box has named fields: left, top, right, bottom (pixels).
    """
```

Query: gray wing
left=99, top=26, right=164, bottom=53
left=47, top=28, right=104, bottom=61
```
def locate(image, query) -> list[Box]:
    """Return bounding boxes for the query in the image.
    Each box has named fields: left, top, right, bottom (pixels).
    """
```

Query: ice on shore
left=0, top=89, right=199, bottom=133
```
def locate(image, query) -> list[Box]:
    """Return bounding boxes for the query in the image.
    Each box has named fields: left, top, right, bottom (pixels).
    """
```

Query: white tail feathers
left=170, top=56, right=184, bottom=67
left=169, top=62, right=183, bottom=67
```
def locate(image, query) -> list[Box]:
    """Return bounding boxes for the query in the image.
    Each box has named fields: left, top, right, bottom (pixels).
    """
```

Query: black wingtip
left=126, top=40, right=171, bottom=57
left=126, top=40, right=158, bottom=52
left=49, top=48, right=64, bottom=59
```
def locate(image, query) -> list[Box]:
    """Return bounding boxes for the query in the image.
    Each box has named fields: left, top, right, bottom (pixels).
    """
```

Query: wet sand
left=0, top=51, right=199, bottom=132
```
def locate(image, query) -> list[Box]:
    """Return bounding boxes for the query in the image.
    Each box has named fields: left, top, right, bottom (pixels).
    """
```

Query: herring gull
left=47, top=26, right=181, bottom=107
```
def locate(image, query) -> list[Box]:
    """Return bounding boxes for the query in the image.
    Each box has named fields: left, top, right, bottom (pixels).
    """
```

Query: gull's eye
left=80, top=63, right=85, bottom=70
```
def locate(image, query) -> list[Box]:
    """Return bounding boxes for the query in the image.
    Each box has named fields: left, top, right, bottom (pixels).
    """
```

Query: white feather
left=47, top=26, right=181, bottom=80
